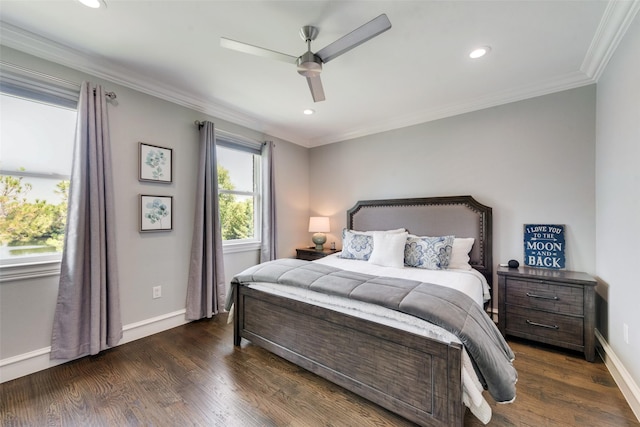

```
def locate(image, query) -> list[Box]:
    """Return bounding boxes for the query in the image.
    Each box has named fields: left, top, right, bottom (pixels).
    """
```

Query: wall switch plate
left=153, top=286, right=162, bottom=299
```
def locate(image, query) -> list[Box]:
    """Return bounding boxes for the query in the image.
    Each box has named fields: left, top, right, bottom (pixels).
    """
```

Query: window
left=216, top=133, right=262, bottom=248
left=0, top=65, right=78, bottom=266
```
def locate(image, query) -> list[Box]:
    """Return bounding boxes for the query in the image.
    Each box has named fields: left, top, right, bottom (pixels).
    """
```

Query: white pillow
left=368, top=231, right=409, bottom=268
left=449, top=237, right=475, bottom=270
left=340, top=228, right=406, bottom=261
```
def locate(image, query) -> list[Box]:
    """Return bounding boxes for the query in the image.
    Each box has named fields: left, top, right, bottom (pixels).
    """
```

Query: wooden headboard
left=347, top=195, right=493, bottom=289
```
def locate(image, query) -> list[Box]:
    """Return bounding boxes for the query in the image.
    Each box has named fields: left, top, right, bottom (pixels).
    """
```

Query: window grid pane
left=216, top=143, right=261, bottom=243
left=0, top=93, right=76, bottom=263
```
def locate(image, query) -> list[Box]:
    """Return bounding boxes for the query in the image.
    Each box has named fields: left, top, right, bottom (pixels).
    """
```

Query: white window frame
left=0, top=62, right=79, bottom=280
left=216, top=130, right=262, bottom=254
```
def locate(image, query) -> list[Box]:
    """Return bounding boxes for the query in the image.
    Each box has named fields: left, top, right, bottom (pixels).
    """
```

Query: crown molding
left=581, top=0, right=640, bottom=81
left=306, top=70, right=595, bottom=147
left=0, top=21, right=276, bottom=141
left=2, top=0, right=637, bottom=149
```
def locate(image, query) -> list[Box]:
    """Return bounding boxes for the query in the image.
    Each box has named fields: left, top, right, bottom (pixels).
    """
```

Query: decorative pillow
left=340, top=229, right=375, bottom=260
left=404, top=235, right=455, bottom=270
left=339, top=228, right=405, bottom=261
left=449, top=237, right=475, bottom=270
left=368, top=231, right=409, bottom=268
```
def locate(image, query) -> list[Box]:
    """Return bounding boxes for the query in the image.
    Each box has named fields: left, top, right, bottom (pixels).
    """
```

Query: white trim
left=0, top=22, right=269, bottom=142
left=595, top=329, right=640, bottom=421
left=2, top=3, right=637, bottom=148
left=581, top=0, right=640, bottom=81
left=223, top=240, right=261, bottom=254
left=0, top=260, right=61, bottom=282
left=0, top=309, right=189, bottom=383
left=120, top=309, right=188, bottom=345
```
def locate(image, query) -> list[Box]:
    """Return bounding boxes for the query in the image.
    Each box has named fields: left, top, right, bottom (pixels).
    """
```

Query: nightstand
left=295, top=247, right=339, bottom=261
left=497, top=266, right=596, bottom=362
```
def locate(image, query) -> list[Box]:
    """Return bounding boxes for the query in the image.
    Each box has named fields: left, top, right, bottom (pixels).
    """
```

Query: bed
left=229, top=195, right=516, bottom=426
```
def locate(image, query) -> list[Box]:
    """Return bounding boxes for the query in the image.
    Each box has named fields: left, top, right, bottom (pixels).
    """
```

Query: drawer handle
left=526, top=292, right=559, bottom=301
left=526, top=320, right=559, bottom=330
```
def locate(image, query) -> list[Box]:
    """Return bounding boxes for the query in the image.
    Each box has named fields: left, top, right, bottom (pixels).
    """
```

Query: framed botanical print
left=140, top=195, right=173, bottom=232
left=139, top=142, right=172, bottom=183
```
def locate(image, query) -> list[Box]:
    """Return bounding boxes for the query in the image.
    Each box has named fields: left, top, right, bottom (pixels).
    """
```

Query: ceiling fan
left=220, top=14, right=392, bottom=102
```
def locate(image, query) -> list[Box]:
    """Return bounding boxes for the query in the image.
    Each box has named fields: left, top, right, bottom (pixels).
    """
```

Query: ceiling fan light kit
left=221, top=14, right=392, bottom=103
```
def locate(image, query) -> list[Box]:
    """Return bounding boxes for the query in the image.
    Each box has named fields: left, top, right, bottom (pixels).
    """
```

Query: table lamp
left=308, top=216, right=330, bottom=250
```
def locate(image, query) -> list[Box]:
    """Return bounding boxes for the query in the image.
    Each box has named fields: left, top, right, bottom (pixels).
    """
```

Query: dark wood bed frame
left=234, top=195, right=493, bottom=426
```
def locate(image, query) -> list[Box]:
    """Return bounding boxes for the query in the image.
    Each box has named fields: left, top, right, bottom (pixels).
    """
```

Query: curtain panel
left=260, top=141, right=276, bottom=262
left=185, top=121, right=226, bottom=320
left=50, top=82, right=122, bottom=359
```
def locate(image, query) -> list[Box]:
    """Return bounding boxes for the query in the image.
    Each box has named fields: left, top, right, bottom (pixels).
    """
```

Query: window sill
left=0, top=260, right=62, bottom=283
left=0, top=242, right=262, bottom=282
left=223, top=241, right=261, bottom=254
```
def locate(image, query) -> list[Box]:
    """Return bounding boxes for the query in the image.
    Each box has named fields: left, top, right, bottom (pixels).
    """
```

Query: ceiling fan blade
left=220, top=37, right=297, bottom=64
left=306, top=76, right=325, bottom=102
left=316, top=14, right=391, bottom=63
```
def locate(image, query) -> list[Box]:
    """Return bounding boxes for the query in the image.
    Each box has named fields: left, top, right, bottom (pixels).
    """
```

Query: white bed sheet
left=313, top=253, right=491, bottom=306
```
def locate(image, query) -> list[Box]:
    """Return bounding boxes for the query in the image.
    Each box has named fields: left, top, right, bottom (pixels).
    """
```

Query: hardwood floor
left=1, top=315, right=637, bottom=426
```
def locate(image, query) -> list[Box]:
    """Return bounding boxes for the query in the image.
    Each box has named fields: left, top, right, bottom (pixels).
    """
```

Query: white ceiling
left=1, top=1, right=638, bottom=147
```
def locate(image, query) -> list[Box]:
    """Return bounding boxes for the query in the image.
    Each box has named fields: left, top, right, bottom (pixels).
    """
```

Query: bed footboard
left=234, top=284, right=465, bottom=427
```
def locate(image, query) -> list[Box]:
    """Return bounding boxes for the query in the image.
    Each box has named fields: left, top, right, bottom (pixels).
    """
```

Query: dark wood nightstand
left=295, top=247, right=339, bottom=261
left=497, top=266, right=596, bottom=362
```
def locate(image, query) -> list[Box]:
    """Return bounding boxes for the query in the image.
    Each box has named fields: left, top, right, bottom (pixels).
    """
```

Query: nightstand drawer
left=298, top=251, right=327, bottom=261
left=505, top=278, right=583, bottom=316
left=506, top=305, right=583, bottom=347
left=296, top=248, right=339, bottom=261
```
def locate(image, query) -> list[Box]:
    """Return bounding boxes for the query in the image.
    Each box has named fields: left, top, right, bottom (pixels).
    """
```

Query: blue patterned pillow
left=339, top=229, right=374, bottom=260
left=404, top=235, right=455, bottom=269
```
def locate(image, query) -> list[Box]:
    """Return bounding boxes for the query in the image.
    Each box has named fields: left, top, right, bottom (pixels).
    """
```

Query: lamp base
left=312, top=233, right=326, bottom=250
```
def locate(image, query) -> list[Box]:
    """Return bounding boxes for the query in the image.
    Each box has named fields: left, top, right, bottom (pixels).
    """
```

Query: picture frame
left=140, top=195, right=173, bottom=232
left=139, top=142, right=173, bottom=183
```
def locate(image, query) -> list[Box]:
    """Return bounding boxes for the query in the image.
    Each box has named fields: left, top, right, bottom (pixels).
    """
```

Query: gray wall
left=595, top=15, right=640, bottom=387
left=0, top=46, right=309, bottom=361
left=309, top=85, right=597, bottom=288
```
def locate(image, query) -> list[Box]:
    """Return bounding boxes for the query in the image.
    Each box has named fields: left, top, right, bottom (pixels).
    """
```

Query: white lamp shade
left=308, top=216, right=330, bottom=233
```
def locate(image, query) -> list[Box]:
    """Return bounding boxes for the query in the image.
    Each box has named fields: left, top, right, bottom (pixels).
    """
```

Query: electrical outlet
left=623, top=323, right=629, bottom=344
left=153, top=286, right=162, bottom=299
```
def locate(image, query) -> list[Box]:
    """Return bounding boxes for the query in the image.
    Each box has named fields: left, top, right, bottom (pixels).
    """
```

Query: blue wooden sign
left=524, top=224, right=565, bottom=269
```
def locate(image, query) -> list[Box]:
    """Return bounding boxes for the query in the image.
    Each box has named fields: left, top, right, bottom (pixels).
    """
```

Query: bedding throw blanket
left=227, top=259, right=517, bottom=403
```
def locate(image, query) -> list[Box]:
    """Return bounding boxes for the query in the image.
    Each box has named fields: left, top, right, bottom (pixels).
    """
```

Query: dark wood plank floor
left=1, top=314, right=637, bottom=426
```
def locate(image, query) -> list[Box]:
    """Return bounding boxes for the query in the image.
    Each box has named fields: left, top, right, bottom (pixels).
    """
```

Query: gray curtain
left=50, top=82, right=122, bottom=359
left=185, top=121, right=226, bottom=320
left=260, top=141, right=276, bottom=263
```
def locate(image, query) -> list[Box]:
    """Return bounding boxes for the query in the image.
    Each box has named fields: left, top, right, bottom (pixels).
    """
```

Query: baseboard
left=595, top=329, right=640, bottom=421
left=120, top=309, right=189, bottom=345
left=0, top=309, right=189, bottom=383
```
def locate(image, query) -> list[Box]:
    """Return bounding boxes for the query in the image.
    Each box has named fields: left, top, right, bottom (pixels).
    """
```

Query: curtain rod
left=94, top=88, right=117, bottom=100
left=2, top=61, right=117, bottom=100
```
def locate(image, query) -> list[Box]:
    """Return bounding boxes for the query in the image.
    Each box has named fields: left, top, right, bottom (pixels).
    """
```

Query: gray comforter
left=227, top=258, right=517, bottom=403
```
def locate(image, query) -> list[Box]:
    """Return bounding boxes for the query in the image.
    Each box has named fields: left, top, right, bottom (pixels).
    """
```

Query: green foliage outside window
left=0, top=165, right=253, bottom=256
left=0, top=173, right=69, bottom=255
left=218, top=166, right=254, bottom=241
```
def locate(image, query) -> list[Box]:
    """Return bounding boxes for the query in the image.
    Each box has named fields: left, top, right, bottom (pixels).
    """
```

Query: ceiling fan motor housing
left=297, top=52, right=322, bottom=77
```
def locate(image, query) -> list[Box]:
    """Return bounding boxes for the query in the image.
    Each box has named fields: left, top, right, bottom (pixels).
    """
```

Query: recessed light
left=303, top=109, right=315, bottom=115
left=78, top=0, right=104, bottom=8
left=469, top=46, right=491, bottom=59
